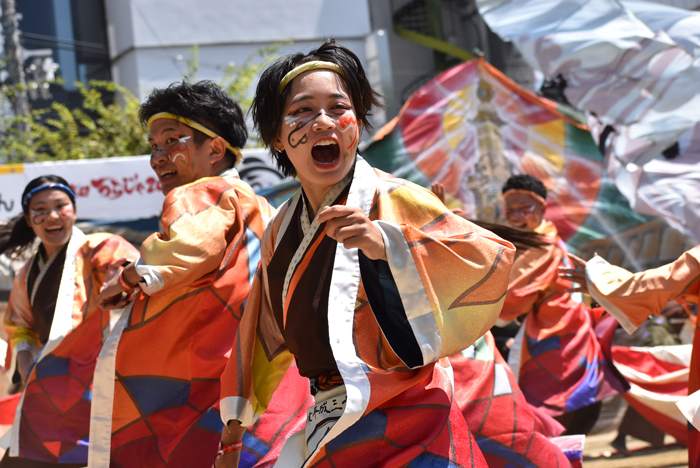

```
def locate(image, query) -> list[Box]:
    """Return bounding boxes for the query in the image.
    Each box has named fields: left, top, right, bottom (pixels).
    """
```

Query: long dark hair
left=0, top=175, right=75, bottom=259
left=471, top=219, right=549, bottom=251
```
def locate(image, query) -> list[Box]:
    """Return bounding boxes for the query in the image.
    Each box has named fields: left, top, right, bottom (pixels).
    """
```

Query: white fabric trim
left=87, top=303, right=131, bottom=468
left=134, top=257, right=164, bottom=294
left=374, top=219, right=442, bottom=366
left=302, top=158, right=374, bottom=467
left=677, top=389, right=700, bottom=432
left=507, top=316, right=526, bottom=382
left=219, top=167, right=240, bottom=179
left=585, top=256, right=638, bottom=334
left=12, top=341, right=38, bottom=356
left=626, top=383, right=688, bottom=425
left=220, top=396, right=259, bottom=428
left=275, top=193, right=300, bottom=251
left=9, top=226, right=86, bottom=457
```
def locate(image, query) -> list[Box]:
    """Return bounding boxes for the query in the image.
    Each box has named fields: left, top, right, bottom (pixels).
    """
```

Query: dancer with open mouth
left=217, top=38, right=516, bottom=468
left=0, top=175, right=138, bottom=468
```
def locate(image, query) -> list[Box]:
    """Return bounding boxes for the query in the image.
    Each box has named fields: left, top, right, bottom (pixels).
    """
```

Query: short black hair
left=139, top=80, right=247, bottom=166
left=250, top=38, right=383, bottom=177
left=502, top=174, right=547, bottom=200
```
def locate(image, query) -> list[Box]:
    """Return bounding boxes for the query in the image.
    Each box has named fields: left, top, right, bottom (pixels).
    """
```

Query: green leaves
left=0, top=43, right=286, bottom=163
left=1, top=80, right=149, bottom=163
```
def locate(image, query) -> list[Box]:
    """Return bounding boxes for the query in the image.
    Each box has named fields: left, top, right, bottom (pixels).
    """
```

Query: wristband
left=215, top=441, right=242, bottom=460
left=118, top=270, right=138, bottom=292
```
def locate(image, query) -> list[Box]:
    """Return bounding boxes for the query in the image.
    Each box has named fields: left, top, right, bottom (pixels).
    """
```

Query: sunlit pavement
left=582, top=431, right=687, bottom=468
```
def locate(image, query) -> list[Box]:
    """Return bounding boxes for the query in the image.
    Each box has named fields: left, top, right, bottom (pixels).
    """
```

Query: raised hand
left=558, top=253, right=589, bottom=294
left=316, top=205, right=387, bottom=261
left=431, top=182, right=446, bottom=205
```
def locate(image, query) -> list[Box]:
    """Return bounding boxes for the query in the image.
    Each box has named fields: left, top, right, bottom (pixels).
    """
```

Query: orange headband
left=503, top=189, right=546, bottom=207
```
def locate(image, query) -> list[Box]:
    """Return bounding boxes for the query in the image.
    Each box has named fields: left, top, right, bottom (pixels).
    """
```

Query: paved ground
left=582, top=432, right=687, bottom=468
left=581, top=395, right=688, bottom=467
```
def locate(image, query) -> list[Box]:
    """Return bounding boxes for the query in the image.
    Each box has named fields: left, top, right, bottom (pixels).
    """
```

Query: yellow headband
left=147, top=112, right=243, bottom=162
left=503, top=189, right=546, bottom=207
left=279, top=61, right=345, bottom=92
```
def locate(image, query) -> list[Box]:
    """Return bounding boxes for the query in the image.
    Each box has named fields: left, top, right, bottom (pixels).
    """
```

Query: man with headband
left=498, top=174, right=626, bottom=435
left=95, top=81, right=310, bottom=468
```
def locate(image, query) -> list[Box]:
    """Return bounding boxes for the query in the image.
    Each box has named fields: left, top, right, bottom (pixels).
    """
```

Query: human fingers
left=431, top=182, right=445, bottom=204
left=559, top=272, right=586, bottom=284
left=98, top=293, right=129, bottom=310
left=567, top=253, right=588, bottom=269
left=97, top=280, right=127, bottom=310
left=316, top=205, right=359, bottom=224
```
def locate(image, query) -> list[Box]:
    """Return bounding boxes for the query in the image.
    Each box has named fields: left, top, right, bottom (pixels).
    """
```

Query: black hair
left=251, top=38, right=384, bottom=177
left=139, top=80, right=247, bottom=166
left=0, top=175, right=75, bottom=259
left=502, top=174, right=547, bottom=200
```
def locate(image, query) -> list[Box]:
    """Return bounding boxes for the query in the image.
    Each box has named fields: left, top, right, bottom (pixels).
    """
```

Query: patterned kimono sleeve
left=373, top=184, right=516, bottom=366
left=220, top=211, right=294, bottom=428
left=135, top=179, right=238, bottom=295
left=500, top=243, right=560, bottom=322
left=586, top=246, right=700, bottom=334
left=87, top=234, right=140, bottom=290
left=4, top=263, right=40, bottom=368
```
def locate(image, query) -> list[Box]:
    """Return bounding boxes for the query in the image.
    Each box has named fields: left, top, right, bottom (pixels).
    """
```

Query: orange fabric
left=108, top=176, right=282, bottom=467
left=588, top=246, right=700, bottom=394
left=502, top=221, right=625, bottom=416
left=4, top=233, right=138, bottom=463
left=221, top=163, right=515, bottom=466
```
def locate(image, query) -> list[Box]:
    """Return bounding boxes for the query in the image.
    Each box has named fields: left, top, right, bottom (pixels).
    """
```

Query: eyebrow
left=290, top=92, right=350, bottom=105
left=148, top=127, right=178, bottom=142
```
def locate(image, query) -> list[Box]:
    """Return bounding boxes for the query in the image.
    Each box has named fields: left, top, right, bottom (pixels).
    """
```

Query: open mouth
left=312, top=140, right=340, bottom=165
left=158, top=170, right=177, bottom=181
left=45, top=226, right=64, bottom=236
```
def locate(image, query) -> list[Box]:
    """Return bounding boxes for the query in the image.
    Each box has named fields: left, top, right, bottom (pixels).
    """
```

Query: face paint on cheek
left=288, top=119, right=313, bottom=148
left=59, top=206, right=74, bottom=217
left=169, top=136, right=191, bottom=165
left=30, top=211, right=46, bottom=225
left=338, top=114, right=356, bottom=131
left=284, top=115, right=300, bottom=127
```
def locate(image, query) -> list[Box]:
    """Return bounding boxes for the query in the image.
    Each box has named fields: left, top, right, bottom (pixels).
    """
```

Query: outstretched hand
left=97, top=262, right=139, bottom=310
left=97, top=276, right=132, bottom=310
left=431, top=182, right=446, bottom=205
left=316, top=205, right=387, bottom=261
left=558, top=253, right=589, bottom=294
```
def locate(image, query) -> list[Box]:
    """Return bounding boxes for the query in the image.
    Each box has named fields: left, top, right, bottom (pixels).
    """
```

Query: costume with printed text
left=220, top=158, right=516, bottom=468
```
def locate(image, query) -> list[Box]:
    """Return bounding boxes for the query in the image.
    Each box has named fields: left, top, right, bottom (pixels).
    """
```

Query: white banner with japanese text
left=0, top=149, right=286, bottom=222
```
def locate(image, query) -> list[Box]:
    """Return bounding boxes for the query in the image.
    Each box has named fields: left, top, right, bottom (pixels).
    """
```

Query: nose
left=311, top=111, right=335, bottom=131
left=47, top=208, right=61, bottom=220
left=150, top=148, right=167, bottom=167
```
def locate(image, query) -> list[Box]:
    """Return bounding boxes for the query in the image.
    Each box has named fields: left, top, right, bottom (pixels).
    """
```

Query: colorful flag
left=613, top=344, right=691, bottom=445
left=362, top=57, right=647, bottom=252
left=475, top=0, right=700, bottom=239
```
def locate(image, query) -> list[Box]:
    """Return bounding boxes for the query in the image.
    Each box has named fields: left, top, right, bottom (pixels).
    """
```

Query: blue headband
left=22, top=183, right=77, bottom=213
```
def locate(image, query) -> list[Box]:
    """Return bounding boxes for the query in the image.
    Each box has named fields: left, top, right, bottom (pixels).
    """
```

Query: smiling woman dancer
left=216, top=39, right=516, bottom=468
left=0, top=175, right=138, bottom=468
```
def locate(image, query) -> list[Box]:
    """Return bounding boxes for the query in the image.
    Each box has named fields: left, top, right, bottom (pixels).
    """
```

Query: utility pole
left=1, top=0, right=29, bottom=120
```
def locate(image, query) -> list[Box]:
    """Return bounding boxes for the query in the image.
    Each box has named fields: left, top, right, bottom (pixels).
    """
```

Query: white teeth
left=314, top=140, right=336, bottom=147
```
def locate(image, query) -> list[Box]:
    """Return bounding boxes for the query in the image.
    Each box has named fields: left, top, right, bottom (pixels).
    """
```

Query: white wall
left=105, top=0, right=372, bottom=99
